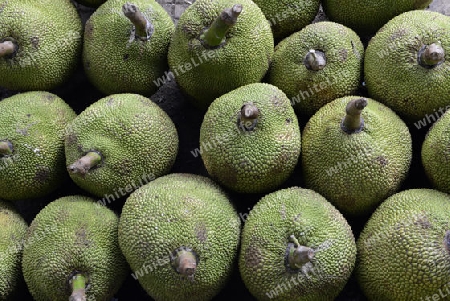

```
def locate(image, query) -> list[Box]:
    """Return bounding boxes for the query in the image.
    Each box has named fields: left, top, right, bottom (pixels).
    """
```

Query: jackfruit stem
left=173, top=249, right=197, bottom=277
left=304, top=49, right=326, bottom=71
left=0, top=41, right=16, bottom=57
left=341, top=98, right=368, bottom=134
left=0, top=141, right=13, bottom=156
left=122, top=3, right=153, bottom=41
left=200, top=4, right=243, bottom=47
left=238, top=103, right=259, bottom=131
left=69, top=274, right=86, bottom=301
left=68, top=151, right=102, bottom=176
left=419, top=43, right=445, bottom=67
left=288, top=235, right=315, bottom=269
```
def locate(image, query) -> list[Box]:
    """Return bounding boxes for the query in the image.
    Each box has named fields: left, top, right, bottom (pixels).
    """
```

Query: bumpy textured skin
left=168, top=0, right=274, bottom=109
left=75, top=0, right=106, bottom=8
left=22, top=196, right=129, bottom=301
left=301, top=96, right=412, bottom=216
left=65, top=93, right=179, bottom=197
left=200, top=83, right=301, bottom=194
left=322, top=0, right=432, bottom=36
left=0, top=201, right=27, bottom=300
left=239, top=187, right=356, bottom=301
left=118, top=173, right=241, bottom=301
left=0, top=0, right=82, bottom=91
left=83, top=0, right=174, bottom=96
left=356, top=189, right=450, bottom=300
left=251, top=0, right=320, bottom=41
left=268, top=21, right=364, bottom=117
left=422, top=110, right=450, bottom=194
left=365, top=10, right=450, bottom=122
left=0, top=91, right=76, bottom=201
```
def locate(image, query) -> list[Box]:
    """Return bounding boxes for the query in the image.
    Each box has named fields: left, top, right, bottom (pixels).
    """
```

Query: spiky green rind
left=118, top=173, right=241, bottom=301
left=239, top=187, right=356, bottom=301
left=422, top=110, right=450, bottom=194
left=0, top=200, right=28, bottom=301
left=356, top=189, right=450, bottom=300
left=268, top=21, right=364, bottom=117
left=0, top=91, right=76, bottom=201
left=64, top=93, right=178, bottom=198
left=0, top=0, right=82, bottom=91
left=83, top=0, right=174, bottom=96
left=22, top=195, right=129, bottom=301
left=365, top=10, right=450, bottom=122
left=200, top=83, right=301, bottom=194
left=168, top=0, right=274, bottom=110
left=322, top=0, right=432, bottom=37
left=301, top=96, right=412, bottom=216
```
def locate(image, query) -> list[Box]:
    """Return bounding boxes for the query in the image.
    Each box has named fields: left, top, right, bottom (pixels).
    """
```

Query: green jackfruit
left=0, top=91, right=76, bottom=201
left=239, top=187, right=356, bottom=301
left=0, top=200, right=28, bottom=301
left=0, top=0, right=82, bottom=91
left=118, top=173, right=241, bottom=301
left=365, top=10, right=450, bottom=122
left=83, top=0, right=174, bottom=96
left=64, top=93, right=178, bottom=198
left=268, top=21, right=364, bottom=117
left=322, top=0, right=433, bottom=37
left=422, top=109, right=450, bottom=194
left=301, top=96, right=412, bottom=216
left=356, top=189, right=450, bottom=300
left=200, top=83, right=301, bottom=194
left=22, top=195, right=128, bottom=301
left=251, top=0, right=320, bottom=41
left=167, top=0, right=274, bottom=109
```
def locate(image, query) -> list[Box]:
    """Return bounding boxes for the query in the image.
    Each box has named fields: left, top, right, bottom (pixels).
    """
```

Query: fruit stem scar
left=69, top=274, right=86, bottom=301
left=122, top=2, right=153, bottom=41
left=0, top=140, right=13, bottom=156
left=288, top=235, right=315, bottom=269
left=341, top=97, right=368, bottom=134
left=171, top=247, right=198, bottom=278
left=200, top=4, right=243, bottom=47
left=237, top=102, right=259, bottom=131
left=0, top=40, right=16, bottom=57
left=304, top=49, right=327, bottom=71
left=418, top=43, right=445, bottom=68
left=67, top=151, right=102, bottom=176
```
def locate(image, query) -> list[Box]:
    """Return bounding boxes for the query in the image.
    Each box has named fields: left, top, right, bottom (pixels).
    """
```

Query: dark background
left=1, top=0, right=448, bottom=300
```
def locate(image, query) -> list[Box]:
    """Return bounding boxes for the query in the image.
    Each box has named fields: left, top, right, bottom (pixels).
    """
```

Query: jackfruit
left=118, top=173, right=241, bottom=301
left=0, top=91, right=77, bottom=201
left=83, top=0, right=174, bottom=96
left=422, top=109, right=450, bottom=194
left=364, top=10, right=450, bottom=122
left=22, top=195, right=129, bottom=301
left=65, top=93, right=178, bottom=198
left=268, top=21, right=364, bottom=117
left=251, top=0, right=320, bottom=41
left=0, top=0, right=82, bottom=91
left=167, top=0, right=274, bottom=109
left=301, top=96, right=412, bottom=216
left=239, top=187, right=356, bottom=301
left=322, top=0, right=433, bottom=37
left=200, top=83, right=301, bottom=194
left=0, top=200, right=28, bottom=301
left=356, top=189, right=450, bottom=300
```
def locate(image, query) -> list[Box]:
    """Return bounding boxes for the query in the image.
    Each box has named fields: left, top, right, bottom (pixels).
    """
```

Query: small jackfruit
left=0, top=200, right=28, bottom=301
left=0, top=91, right=77, bottom=201
left=118, top=173, right=241, bottom=301
left=64, top=93, right=178, bottom=198
left=0, top=0, right=82, bottom=91
left=200, top=83, right=301, bottom=194
left=301, top=96, right=412, bottom=216
left=239, top=187, right=356, bottom=301
left=21, top=195, right=129, bottom=301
